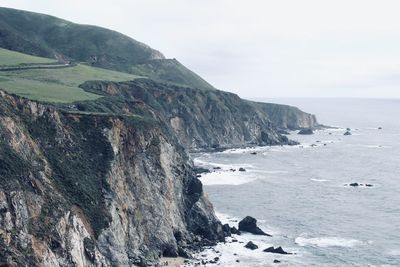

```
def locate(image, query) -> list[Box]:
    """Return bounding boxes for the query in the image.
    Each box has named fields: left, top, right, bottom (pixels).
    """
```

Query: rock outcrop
left=252, top=102, right=318, bottom=130
left=238, top=216, right=271, bottom=236
left=244, top=241, right=258, bottom=250
left=298, top=129, right=314, bottom=135
left=263, top=246, right=292, bottom=254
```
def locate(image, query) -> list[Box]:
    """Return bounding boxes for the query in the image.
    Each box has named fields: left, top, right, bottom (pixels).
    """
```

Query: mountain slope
left=0, top=7, right=216, bottom=91
left=0, top=7, right=164, bottom=68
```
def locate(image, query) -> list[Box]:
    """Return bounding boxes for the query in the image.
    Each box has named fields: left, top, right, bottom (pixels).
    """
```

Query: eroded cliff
left=0, top=91, right=223, bottom=266
left=78, top=79, right=317, bottom=151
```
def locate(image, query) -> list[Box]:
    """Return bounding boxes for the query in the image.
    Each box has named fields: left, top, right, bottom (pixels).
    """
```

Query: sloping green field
left=0, top=49, right=143, bottom=103
left=0, top=47, right=56, bottom=66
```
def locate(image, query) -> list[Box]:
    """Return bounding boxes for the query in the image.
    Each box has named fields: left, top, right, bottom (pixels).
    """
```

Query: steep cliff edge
left=0, top=91, right=223, bottom=266
left=78, top=79, right=317, bottom=151
left=252, top=102, right=319, bottom=130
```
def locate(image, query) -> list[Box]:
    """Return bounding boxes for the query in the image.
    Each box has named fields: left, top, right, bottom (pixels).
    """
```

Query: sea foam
left=295, top=236, right=363, bottom=248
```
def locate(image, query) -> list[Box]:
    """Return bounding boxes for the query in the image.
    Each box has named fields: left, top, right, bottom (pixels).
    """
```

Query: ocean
left=192, top=98, right=400, bottom=266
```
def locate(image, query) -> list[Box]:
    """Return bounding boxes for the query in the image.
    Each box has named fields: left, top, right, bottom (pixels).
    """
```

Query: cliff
left=78, top=79, right=305, bottom=151
left=0, top=91, right=223, bottom=266
left=252, top=102, right=319, bottom=130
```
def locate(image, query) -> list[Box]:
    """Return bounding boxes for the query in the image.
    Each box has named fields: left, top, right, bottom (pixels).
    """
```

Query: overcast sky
left=2, top=0, right=400, bottom=98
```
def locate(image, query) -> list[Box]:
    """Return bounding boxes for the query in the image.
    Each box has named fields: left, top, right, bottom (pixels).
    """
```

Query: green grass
left=0, top=47, right=56, bottom=66
left=130, top=59, right=215, bottom=90
left=0, top=63, right=143, bottom=103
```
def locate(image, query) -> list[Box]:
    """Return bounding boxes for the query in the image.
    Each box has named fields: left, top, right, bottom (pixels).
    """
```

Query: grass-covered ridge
left=0, top=7, right=164, bottom=68
left=130, top=59, right=215, bottom=91
left=0, top=47, right=56, bottom=66
left=0, top=48, right=143, bottom=103
left=0, top=7, right=215, bottom=91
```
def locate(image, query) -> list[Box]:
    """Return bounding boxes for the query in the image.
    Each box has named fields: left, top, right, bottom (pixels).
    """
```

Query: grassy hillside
left=130, top=59, right=215, bottom=91
left=0, top=48, right=142, bottom=103
left=0, top=7, right=215, bottom=91
left=0, top=47, right=56, bottom=66
left=0, top=7, right=164, bottom=69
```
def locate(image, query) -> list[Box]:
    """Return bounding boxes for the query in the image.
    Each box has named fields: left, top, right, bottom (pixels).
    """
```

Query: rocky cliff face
left=252, top=102, right=318, bottom=130
left=0, top=91, right=223, bottom=267
left=80, top=79, right=317, bottom=151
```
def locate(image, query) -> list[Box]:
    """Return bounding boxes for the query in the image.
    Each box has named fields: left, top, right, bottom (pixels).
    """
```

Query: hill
left=0, top=48, right=142, bottom=102
left=0, top=7, right=215, bottom=90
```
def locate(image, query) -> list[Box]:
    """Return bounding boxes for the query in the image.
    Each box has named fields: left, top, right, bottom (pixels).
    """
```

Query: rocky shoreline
left=177, top=216, right=296, bottom=267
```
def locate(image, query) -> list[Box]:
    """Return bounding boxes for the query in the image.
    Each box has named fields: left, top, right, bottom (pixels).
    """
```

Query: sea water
left=193, top=98, right=400, bottom=266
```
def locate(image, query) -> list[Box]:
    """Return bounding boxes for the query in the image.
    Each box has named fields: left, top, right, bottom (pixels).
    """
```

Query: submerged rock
left=238, top=216, right=271, bottom=236
left=273, top=259, right=281, bottom=263
left=346, top=182, right=373, bottom=187
left=263, top=246, right=292, bottom=254
left=244, top=241, right=258, bottom=250
left=298, top=128, right=314, bottom=135
left=250, top=152, right=257, bottom=155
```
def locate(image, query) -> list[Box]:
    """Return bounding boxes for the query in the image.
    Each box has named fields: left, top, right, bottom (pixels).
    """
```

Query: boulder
left=298, top=129, right=314, bottom=135
left=230, top=226, right=241, bottom=235
left=349, top=182, right=359, bottom=187
left=238, top=216, right=271, bottom=236
left=238, top=168, right=246, bottom=172
left=250, top=152, right=257, bottom=155
left=273, top=259, right=281, bottom=263
left=222, top=224, right=231, bottom=237
left=244, top=241, right=258, bottom=250
left=343, top=131, right=352, bottom=136
left=263, top=246, right=291, bottom=254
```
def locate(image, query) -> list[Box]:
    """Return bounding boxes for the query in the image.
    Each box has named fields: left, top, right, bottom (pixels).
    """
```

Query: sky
left=1, top=0, right=400, bottom=98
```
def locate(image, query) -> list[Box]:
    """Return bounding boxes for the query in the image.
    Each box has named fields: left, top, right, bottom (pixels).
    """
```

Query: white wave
left=199, top=171, right=257, bottom=185
left=295, top=236, right=363, bottom=248
left=322, top=127, right=347, bottom=132
left=386, top=248, right=400, bottom=256
left=193, top=158, right=253, bottom=170
left=365, top=145, right=386, bottom=149
left=253, top=170, right=289, bottom=174
left=215, top=211, right=240, bottom=225
left=220, top=146, right=268, bottom=154
left=310, top=178, right=329, bottom=182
